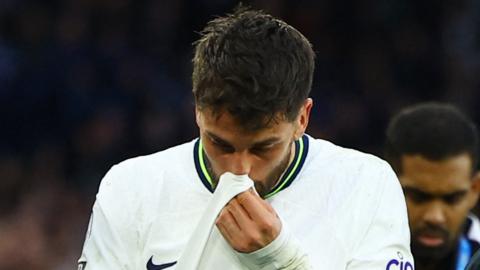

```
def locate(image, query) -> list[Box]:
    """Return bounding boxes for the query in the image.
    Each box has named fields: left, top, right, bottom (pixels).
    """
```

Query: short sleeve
left=78, top=164, right=142, bottom=269
left=346, top=163, right=415, bottom=270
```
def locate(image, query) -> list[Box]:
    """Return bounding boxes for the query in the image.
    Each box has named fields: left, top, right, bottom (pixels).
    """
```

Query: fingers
left=258, top=197, right=276, bottom=214
left=216, top=207, right=240, bottom=239
left=225, top=198, right=252, bottom=229
left=246, top=189, right=275, bottom=214
left=216, top=190, right=282, bottom=253
left=235, top=191, right=274, bottom=220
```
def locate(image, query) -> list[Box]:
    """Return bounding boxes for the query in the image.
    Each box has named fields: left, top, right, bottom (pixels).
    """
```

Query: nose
left=228, top=151, right=253, bottom=175
left=423, top=201, right=447, bottom=226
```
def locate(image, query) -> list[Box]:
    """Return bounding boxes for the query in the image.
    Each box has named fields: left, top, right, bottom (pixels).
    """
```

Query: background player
left=385, top=102, right=480, bottom=270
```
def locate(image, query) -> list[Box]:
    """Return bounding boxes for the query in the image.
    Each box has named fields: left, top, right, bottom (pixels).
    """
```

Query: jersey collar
left=193, top=135, right=309, bottom=198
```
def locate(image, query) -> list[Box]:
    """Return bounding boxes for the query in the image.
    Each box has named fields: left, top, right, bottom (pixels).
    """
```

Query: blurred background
left=0, top=0, right=479, bottom=269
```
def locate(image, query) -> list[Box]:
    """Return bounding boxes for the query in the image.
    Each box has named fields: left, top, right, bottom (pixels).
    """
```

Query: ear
left=471, top=171, right=480, bottom=191
left=468, top=171, right=480, bottom=208
left=195, top=106, right=202, bottom=127
left=294, top=98, right=313, bottom=140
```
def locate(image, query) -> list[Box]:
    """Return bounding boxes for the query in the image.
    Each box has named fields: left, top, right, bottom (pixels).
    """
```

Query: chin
left=411, top=241, right=451, bottom=261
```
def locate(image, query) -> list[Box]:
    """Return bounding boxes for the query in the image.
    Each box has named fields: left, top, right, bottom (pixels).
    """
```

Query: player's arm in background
left=346, top=161, right=414, bottom=270
left=78, top=163, right=142, bottom=270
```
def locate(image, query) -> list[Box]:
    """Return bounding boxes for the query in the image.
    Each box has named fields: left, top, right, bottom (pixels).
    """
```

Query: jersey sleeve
left=346, top=162, right=415, bottom=270
left=78, top=163, right=143, bottom=270
left=236, top=221, right=312, bottom=270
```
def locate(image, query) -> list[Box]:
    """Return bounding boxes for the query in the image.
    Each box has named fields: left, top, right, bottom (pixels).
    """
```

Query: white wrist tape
left=237, top=224, right=312, bottom=270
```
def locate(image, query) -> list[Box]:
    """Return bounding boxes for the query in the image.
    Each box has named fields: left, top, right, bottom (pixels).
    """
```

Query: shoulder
left=89, top=139, right=199, bottom=234
left=114, top=138, right=196, bottom=174
left=304, top=135, right=399, bottom=197
left=308, top=138, right=411, bottom=260
left=305, top=136, right=405, bottom=219
left=101, top=139, right=196, bottom=187
left=308, top=135, right=390, bottom=169
left=293, top=136, right=405, bottom=227
left=468, top=215, right=480, bottom=270
left=95, top=139, right=198, bottom=207
left=290, top=136, right=412, bottom=260
left=467, top=215, right=480, bottom=249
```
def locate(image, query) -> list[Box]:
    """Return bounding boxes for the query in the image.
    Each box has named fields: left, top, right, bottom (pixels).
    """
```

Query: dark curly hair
left=385, top=102, right=479, bottom=174
left=192, top=6, right=315, bottom=130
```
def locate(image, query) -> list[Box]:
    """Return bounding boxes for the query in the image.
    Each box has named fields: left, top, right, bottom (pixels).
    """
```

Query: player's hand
left=216, top=189, right=282, bottom=253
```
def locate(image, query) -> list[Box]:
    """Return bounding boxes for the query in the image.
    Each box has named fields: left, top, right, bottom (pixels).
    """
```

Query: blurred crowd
left=0, top=0, right=479, bottom=269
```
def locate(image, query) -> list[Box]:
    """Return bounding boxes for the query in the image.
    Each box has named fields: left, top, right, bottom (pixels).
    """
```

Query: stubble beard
left=410, top=225, right=456, bottom=264
left=207, top=142, right=294, bottom=197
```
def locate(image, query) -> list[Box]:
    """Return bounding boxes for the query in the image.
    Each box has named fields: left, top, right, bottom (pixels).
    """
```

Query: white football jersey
left=78, top=135, right=414, bottom=269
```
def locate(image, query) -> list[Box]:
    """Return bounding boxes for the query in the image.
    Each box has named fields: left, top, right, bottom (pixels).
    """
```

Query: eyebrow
left=205, top=131, right=282, bottom=148
left=402, top=186, right=468, bottom=199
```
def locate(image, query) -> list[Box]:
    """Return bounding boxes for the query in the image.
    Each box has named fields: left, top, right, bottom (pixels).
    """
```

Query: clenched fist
left=216, top=189, right=282, bottom=253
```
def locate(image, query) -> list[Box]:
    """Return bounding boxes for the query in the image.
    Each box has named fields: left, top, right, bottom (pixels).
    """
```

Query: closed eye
left=442, top=191, right=467, bottom=205
left=211, top=138, right=234, bottom=153
left=403, top=187, right=432, bottom=204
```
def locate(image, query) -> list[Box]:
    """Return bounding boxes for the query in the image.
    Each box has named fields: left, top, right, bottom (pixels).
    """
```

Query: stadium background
left=0, top=0, right=479, bottom=269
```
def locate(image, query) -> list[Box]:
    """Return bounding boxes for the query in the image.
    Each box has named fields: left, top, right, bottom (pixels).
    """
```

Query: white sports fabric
left=467, top=214, right=480, bottom=244
left=175, top=172, right=253, bottom=269
left=78, top=135, right=414, bottom=269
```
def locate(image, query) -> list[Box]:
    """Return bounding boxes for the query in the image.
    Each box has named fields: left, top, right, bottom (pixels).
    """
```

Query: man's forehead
left=401, top=184, right=468, bottom=197
left=205, top=130, right=283, bottom=146
left=399, top=154, right=473, bottom=194
left=400, top=154, right=472, bottom=178
left=199, top=107, right=292, bottom=132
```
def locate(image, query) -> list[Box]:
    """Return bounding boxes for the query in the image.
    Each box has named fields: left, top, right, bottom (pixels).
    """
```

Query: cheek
left=205, top=151, right=230, bottom=173
left=405, top=201, right=423, bottom=227
left=252, top=158, right=277, bottom=174
left=249, top=150, right=288, bottom=179
left=201, top=143, right=226, bottom=171
left=444, top=205, right=471, bottom=242
left=258, top=149, right=290, bottom=174
left=447, top=201, right=472, bottom=226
